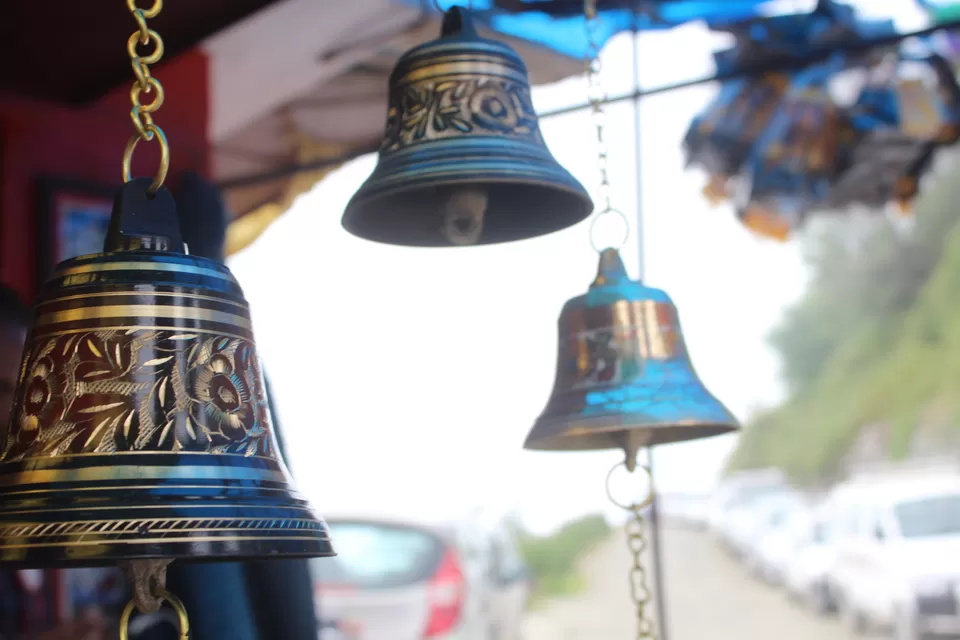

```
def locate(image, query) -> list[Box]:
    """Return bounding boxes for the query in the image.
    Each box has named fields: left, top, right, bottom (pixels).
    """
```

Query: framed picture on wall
left=36, top=178, right=116, bottom=283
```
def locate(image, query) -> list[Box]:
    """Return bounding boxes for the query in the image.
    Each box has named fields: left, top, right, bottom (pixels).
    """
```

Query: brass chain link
left=122, top=0, right=170, bottom=194
left=606, top=461, right=658, bottom=639
left=626, top=503, right=656, bottom=638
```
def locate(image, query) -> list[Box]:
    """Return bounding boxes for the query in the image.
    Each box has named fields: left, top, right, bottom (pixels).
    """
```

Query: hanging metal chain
left=584, top=0, right=628, bottom=251
left=626, top=504, right=656, bottom=638
left=606, top=462, right=658, bottom=639
left=584, top=0, right=611, bottom=214
left=122, top=0, right=170, bottom=194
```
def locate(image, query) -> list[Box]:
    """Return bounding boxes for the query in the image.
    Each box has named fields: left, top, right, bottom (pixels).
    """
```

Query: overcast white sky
left=229, top=1, right=928, bottom=534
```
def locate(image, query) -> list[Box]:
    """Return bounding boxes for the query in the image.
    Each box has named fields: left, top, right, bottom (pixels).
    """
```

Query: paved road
left=524, top=523, right=853, bottom=640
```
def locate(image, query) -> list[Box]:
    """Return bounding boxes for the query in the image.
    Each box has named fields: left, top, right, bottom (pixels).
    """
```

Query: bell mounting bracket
left=104, top=178, right=186, bottom=254
left=441, top=5, right=478, bottom=39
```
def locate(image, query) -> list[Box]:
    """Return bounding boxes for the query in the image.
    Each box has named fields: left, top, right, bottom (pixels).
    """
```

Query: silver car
left=482, top=520, right=531, bottom=640
left=312, top=513, right=526, bottom=640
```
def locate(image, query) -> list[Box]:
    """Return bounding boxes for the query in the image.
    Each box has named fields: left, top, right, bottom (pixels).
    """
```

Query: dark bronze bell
left=0, top=179, right=334, bottom=567
left=526, top=248, right=739, bottom=470
left=342, top=6, right=593, bottom=247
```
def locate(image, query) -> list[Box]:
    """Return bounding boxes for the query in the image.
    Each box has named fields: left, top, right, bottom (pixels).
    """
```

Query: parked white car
left=708, top=468, right=787, bottom=540
left=737, top=492, right=806, bottom=580
left=312, top=511, right=526, bottom=640
left=828, top=473, right=960, bottom=640
left=483, top=519, right=531, bottom=640
left=752, top=497, right=811, bottom=585
left=782, top=508, right=839, bottom=615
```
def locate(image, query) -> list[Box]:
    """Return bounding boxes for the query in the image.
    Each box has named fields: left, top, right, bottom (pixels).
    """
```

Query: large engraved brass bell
left=0, top=180, right=334, bottom=567
left=342, top=6, right=593, bottom=247
left=526, top=248, right=739, bottom=470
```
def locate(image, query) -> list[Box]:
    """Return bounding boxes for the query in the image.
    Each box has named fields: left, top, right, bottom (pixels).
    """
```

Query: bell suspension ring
left=122, top=0, right=170, bottom=195
left=606, top=462, right=658, bottom=639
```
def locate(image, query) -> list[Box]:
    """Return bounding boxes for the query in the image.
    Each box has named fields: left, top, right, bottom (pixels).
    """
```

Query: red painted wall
left=0, top=48, right=210, bottom=303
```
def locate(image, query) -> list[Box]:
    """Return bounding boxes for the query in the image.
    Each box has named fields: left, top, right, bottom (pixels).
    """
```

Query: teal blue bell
left=525, top=248, right=739, bottom=469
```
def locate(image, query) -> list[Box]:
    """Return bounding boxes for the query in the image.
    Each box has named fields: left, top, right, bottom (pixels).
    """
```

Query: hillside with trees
left=728, top=152, right=960, bottom=482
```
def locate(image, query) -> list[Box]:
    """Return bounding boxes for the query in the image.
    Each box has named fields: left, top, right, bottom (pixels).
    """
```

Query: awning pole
left=540, top=19, right=960, bottom=119
left=629, top=9, right=671, bottom=639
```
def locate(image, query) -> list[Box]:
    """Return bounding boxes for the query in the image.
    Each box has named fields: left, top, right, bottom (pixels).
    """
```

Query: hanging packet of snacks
left=895, top=52, right=960, bottom=144
left=708, top=0, right=896, bottom=75
left=682, top=74, right=790, bottom=203
left=829, top=52, right=960, bottom=214
left=734, top=59, right=845, bottom=240
left=685, top=2, right=894, bottom=208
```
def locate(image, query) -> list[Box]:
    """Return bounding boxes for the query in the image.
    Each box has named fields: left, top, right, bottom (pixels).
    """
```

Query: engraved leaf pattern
left=0, top=330, right=274, bottom=462
left=384, top=78, right=542, bottom=151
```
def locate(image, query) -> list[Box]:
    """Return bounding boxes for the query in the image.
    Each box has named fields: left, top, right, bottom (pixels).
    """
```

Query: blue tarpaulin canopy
left=220, top=0, right=958, bottom=228
left=407, top=0, right=938, bottom=60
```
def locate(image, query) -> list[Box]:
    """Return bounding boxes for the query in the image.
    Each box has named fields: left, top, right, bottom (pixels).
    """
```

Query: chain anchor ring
left=606, top=460, right=659, bottom=639
left=123, top=0, right=170, bottom=195
left=118, top=589, right=190, bottom=640
left=119, top=559, right=189, bottom=640
left=589, top=207, right=630, bottom=252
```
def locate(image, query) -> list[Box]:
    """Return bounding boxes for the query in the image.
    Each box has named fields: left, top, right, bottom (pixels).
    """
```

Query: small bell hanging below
left=525, top=248, right=739, bottom=470
left=342, top=6, right=593, bottom=247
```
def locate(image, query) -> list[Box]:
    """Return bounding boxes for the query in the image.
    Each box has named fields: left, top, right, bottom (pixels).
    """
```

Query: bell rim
left=524, top=413, right=740, bottom=451
left=50, top=248, right=232, bottom=273
left=0, top=452, right=336, bottom=567
left=0, top=546, right=338, bottom=570
left=343, top=174, right=594, bottom=246
left=345, top=173, right=593, bottom=216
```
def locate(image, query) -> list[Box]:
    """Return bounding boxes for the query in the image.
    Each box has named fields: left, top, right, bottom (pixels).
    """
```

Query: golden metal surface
left=33, top=304, right=252, bottom=330
left=6, top=329, right=273, bottom=460
left=122, top=124, right=170, bottom=191
left=0, top=462, right=288, bottom=486
left=381, top=75, right=541, bottom=153
left=123, top=0, right=170, bottom=193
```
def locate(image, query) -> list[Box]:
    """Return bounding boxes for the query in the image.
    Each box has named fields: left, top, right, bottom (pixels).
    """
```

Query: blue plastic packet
left=734, top=58, right=847, bottom=237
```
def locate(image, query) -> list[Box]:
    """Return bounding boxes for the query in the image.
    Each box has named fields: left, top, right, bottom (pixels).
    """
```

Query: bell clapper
left=119, top=559, right=190, bottom=640
left=619, top=430, right=649, bottom=474
left=441, top=186, right=488, bottom=245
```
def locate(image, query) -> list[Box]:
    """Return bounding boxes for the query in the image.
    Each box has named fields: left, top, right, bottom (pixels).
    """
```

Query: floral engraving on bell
left=3, top=330, right=274, bottom=462
left=382, top=79, right=541, bottom=152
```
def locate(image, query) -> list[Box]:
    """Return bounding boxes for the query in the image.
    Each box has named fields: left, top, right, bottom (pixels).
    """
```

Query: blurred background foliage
left=514, top=513, right=612, bottom=606
left=729, top=151, right=960, bottom=481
